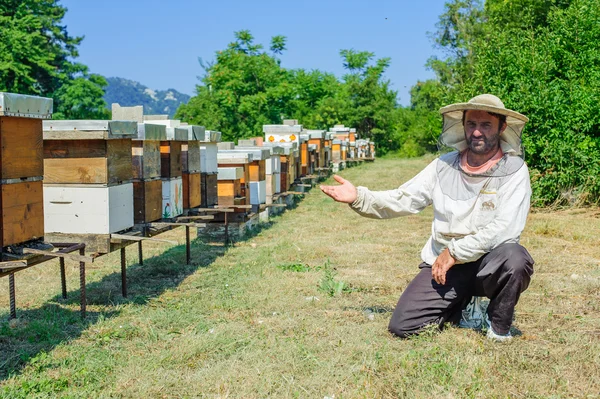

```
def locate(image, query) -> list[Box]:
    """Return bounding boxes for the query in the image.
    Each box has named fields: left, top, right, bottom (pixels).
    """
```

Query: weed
left=278, top=263, right=312, bottom=272
left=317, top=259, right=349, bottom=297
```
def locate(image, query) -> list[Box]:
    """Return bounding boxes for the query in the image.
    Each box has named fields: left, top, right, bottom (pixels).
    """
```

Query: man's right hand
left=320, top=175, right=358, bottom=204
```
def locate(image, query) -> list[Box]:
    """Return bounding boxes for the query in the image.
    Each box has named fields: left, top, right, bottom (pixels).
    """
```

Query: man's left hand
left=431, top=248, right=456, bottom=285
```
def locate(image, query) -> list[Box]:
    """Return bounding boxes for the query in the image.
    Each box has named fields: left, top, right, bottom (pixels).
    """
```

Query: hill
left=104, top=77, right=191, bottom=118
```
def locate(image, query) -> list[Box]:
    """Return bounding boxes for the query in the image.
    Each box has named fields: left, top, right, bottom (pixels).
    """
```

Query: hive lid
left=231, top=147, right=271, bottom=160
left=204, top=130, right=221, bottom=142
left=0, top=92, right=53, bottom=118
left=306, top=130, right=326, bottom=140
left=43, top=120, right=138, bottom=139
left=178, top=125, right=206, bottom=141
left=166, top=127, right=188, bottom=141
left=217, top=151, right=253, bottom=163
left=137, top=123, right=167, bottom=140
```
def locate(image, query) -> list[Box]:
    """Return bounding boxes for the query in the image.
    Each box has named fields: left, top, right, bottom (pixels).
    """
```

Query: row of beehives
left=0, top=93, right=374, bottom=254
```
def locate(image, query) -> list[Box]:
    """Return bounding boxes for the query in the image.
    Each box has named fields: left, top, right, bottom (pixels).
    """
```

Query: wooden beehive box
left=43, top=120, right=136, bottom=185
left=200, top=130, right=220, bottom=174
left=180, top=124, right=204, bottom=174
left=44, top=183, right=134, bottom=235
left=201, top=173, right=218, bottom=207
left=231, top=147, right=270, bottom=206
left=161, top=127, right=186, bottom=179
left=307, top=130, right=326, bottom=168
left=332, top=139, right=342, bottom=162
left=0, top=92, right=52, bottom=248
left=132, top=123, right=166, bottom=180
left=133, top=178, right=162, bottom=224
left=217, top=151, right=252, bottom=204
left=182, top=172, right=201, bottom=209
left=217, top=167, right=245, bottom=206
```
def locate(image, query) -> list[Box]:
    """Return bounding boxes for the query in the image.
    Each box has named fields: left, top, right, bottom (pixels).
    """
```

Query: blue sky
left=60, top=0, right=447, bottom=106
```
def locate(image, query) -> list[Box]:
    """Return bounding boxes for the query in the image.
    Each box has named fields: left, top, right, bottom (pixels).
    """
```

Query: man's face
left=464, top=110, right=505, bottom=155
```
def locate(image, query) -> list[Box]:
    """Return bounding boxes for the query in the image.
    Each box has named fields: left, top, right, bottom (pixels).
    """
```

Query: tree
left=338, top=49, right=398, bottom=154
left=0, top=0, right=109, bottom=119
left=176, top=31, right=292, bottom=141
left=422, top=0, right=600, bottom=205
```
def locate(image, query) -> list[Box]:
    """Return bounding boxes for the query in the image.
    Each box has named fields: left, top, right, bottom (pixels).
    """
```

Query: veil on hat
left=435, top=94, right=529, bottom=200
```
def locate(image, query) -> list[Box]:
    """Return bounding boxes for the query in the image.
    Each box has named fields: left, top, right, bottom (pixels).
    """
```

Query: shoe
left=459, top=296, right=490, bottom=330
left=486, top=326, right=513, bottom=342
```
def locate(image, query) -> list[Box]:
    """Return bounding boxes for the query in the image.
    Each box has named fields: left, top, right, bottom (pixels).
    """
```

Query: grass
left=1, top=156, right=599, bottom=398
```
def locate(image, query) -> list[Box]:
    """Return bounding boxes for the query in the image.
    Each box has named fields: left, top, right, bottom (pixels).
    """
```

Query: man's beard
left=466, top=131, right=501, bottom=155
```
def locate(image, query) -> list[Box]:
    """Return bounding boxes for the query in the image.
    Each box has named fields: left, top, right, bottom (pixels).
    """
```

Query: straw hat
left=438, top=94, right=528, bottom=155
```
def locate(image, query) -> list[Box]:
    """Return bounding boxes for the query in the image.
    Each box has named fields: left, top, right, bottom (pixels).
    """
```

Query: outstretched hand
left=320, top=175, right=358, bottom=204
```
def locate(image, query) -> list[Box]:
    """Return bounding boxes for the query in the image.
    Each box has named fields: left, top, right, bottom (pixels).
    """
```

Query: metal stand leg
left=79, top=248, right=86, bottom=319
left=224, top=212, right=229, bottom=246
left=186, top=226, right=191, bottom=265
left=60, top=257, right=67, bottom=299
left=9, top=273, right=16, bottom=320
left=138, top=240, right=143, bottom=266
left=121, top=247, right=127, bottom=298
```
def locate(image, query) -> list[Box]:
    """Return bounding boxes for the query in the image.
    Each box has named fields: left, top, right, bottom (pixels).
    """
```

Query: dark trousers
left=388, top=243, right=534, bottom=337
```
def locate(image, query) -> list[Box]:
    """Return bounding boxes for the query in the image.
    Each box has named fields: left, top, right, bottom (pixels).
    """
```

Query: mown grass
left=1, top=156, right=599, bottom=398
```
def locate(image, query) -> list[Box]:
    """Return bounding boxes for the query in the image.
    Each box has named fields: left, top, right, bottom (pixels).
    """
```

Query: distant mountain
left=104, top=77, right=191, bottom=118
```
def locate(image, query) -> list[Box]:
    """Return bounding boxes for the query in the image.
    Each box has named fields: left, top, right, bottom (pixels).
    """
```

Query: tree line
left=413, top=0, right=600, bottom=206
left=2, top=0, right=598, bottom=205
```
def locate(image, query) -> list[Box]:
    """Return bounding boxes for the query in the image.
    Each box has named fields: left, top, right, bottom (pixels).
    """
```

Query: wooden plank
left=133, top=179, right=162, bottom=224
left=1, top=117, right=43, bottom=179
left=43, top=232, right=111, bottom=254
left=160, top=141, right=183, bottom=178
left=149, top=222, right=207, bottom=228
left=107, top=139, right=133, bottom=183
left=44, top=157, right=108, bottom=184
left=22, top=247, right=94, bottom=263
left=176, top=215, right=214, bottom=221
left=110, top=233, right=177, bottom=245
left=201, top=173, right=218, bottom=207
left=0, top=261, right=28, bottom=270
left=1, top=181, right=44, bottom=247
left=44, top=139, right=107, bottom=158
left=183, top=172, right=201, bottom=209
left=132, top=140, right=161, bottom=179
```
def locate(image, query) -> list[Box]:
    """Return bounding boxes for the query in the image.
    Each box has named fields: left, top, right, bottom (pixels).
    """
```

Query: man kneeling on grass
left=321, top=94, right=534, bottom=341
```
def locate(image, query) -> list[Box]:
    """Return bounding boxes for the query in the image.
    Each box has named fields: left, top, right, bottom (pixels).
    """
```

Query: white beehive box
left=249, top=181, right=267, bottom=205
left=200, top=143, right=218, bottom=174
left=162, top=177, right=183, bottom=218
left=44, top=184, right=134, bottom=234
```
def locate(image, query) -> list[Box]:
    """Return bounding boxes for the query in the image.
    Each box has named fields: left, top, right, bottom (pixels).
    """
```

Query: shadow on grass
left=0, top=220, right=275, bottom=381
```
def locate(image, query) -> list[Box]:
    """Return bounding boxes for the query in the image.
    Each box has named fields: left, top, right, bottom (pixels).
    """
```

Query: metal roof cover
left=166, top=127, right=188, bottom=141
left=180, top=125, right=206, bottom=141
left=0, top=92, right=53, bottom=118
left=43, top=120, right=138, bottom=139
left=137, top=123, right=167, bottom=140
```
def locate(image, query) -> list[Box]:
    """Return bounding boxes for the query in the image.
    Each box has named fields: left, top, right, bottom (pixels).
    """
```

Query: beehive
left=131, top=123, right=167, bottom=224
left=307, top=130, right=326, bottom=169
left=217, top=151, right=252, bottom=206
left=217, top=167, right=245, bottom=206
left=200, top=130, right=220, bottom=207
left=0, top=93, right=52, bottom=248
left=42, top=120, right=136, bottom=236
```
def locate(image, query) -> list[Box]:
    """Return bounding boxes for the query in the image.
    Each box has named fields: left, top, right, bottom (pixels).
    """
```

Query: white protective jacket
left=349, top=152, right=531, bottom=265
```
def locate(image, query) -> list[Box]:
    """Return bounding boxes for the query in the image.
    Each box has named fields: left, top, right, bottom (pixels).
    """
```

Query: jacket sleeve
left=447, top=165, right=531, bottom=263
left=349, top=159, right=437, bottom=219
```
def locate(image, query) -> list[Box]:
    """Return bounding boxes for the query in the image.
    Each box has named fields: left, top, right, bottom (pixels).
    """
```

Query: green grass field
left=1, top=157, right=599, bottom=398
